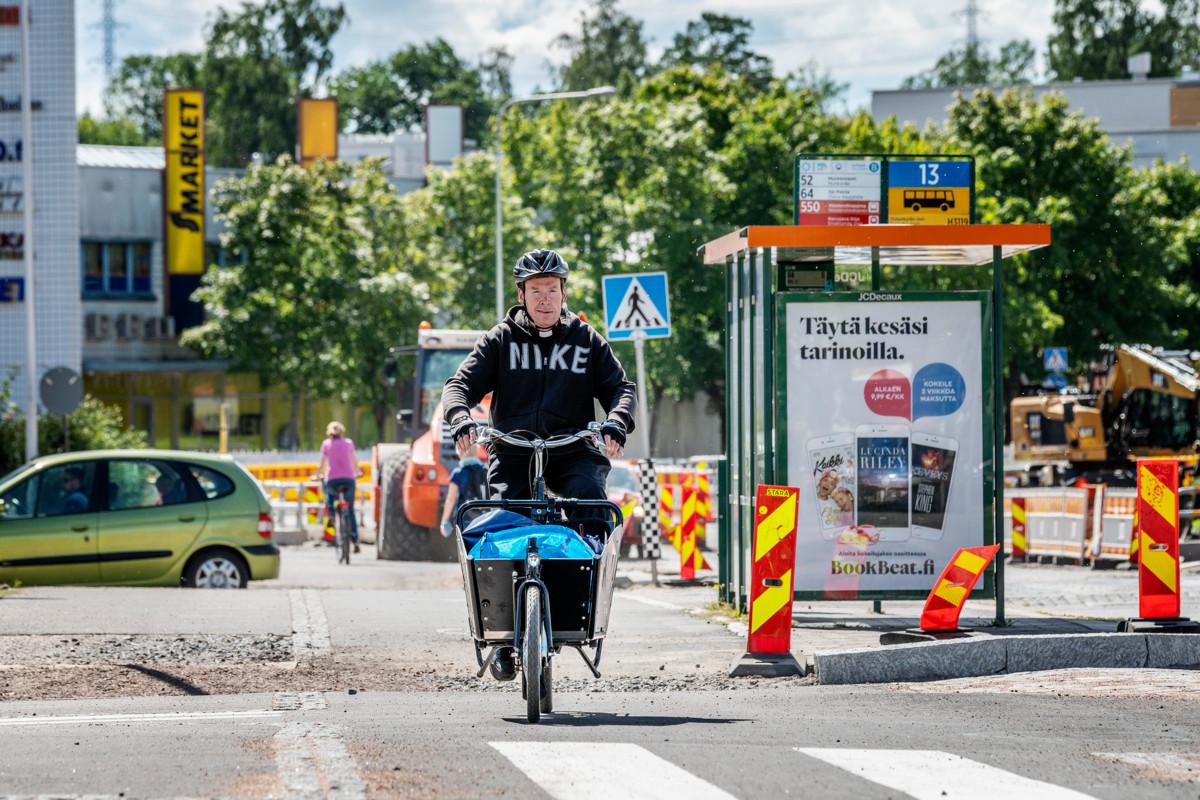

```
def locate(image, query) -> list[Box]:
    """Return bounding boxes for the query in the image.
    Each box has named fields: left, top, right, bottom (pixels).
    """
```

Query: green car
left=0, top=450, right=280, bottom=588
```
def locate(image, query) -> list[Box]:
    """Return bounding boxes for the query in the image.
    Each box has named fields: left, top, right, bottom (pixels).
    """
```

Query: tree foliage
left=102, top=0, right=345, bottom=166
left=1047, top=0, right=1200, bottom=80
left=329, top=39, right=501, bottom=143
left=0, top=372, right=146, bottom=476
left=659, top=13, right=773, bottom=91
left=103, top=52, right=204, bottom=143
left=554, top=0, right=649, bottom=92
left=77, top=112, right=146, bottom=146
left=902, top=40, right=1038, bottom=88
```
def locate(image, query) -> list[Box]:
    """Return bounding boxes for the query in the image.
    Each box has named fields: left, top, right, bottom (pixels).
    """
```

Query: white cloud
left=76, top=0, right=1056, bottom=116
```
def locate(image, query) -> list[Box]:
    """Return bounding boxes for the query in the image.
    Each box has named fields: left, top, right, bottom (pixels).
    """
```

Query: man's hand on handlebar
left=602, top=435, right=624, bottom=459
left=450, top=415, right=478, bottom=459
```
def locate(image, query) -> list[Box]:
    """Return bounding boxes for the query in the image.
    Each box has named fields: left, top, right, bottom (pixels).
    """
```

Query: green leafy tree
left=183, top=157, right=356, bottom=445
left=182, top=157, right=435, bottom=443
left=330, top=39, right=494, bottom=143
left=78, top=112, right=147, bottom=146
left=397, top=152, right=546, bottom=330
left=204, top=0, right=347, bottom=166
left=902, top=40, right=1037, bottom=88
left=1047, top=0, right=1200, bottom=80
left=103, top=52, right=204, bottom=143
left=554, top=0, right=649, bottom=92
left=893, top=90, right=1196, bottom=388
left=0, top=372, right=146, bottom=475
left=659, top=12, right=773, bottom=91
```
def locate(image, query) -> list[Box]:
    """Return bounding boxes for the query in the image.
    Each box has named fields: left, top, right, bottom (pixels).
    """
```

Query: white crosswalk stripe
left=795, top=747, right=1098, bottom=800
left=490, top=741, right=737, bottom=800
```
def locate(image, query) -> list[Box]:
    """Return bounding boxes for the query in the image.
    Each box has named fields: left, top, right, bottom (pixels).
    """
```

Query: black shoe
left=353, top=544, right=361, bottom=553
left=490, top=647, right=516, bottom=681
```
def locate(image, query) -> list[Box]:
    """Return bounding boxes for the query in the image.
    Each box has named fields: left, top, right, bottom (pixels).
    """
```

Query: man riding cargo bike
left=443, top=248, right=637, bottom=721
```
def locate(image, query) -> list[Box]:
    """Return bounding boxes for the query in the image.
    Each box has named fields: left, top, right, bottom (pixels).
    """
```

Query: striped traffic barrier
left=730, top=484, right=803, bottom=677
left=1118, top=460, right=1200, bottom=632
left=659, top=484, right=678, bottom=546
left=1010, top=497, right=1028, bottom=561
left=919, top=545, right=1000, bottom=632
left=879, top=544, right=1000, bottom=644
left=679, top=487, right=699, bottom=580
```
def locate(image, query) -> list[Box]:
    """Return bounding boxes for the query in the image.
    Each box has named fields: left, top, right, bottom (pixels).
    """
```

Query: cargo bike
left=454, top=422, right=623, bottom=723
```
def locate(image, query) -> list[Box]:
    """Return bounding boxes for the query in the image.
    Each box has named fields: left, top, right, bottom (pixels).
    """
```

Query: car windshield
left=607, top=464, right=637, bottom=493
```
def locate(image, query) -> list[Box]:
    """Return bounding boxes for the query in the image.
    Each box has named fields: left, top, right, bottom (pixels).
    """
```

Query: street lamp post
left=494, top=86, right=616, bottom=319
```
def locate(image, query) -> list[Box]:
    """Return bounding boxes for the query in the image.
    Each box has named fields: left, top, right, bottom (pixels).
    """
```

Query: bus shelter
left=703, top=224, right=1051, bottom=622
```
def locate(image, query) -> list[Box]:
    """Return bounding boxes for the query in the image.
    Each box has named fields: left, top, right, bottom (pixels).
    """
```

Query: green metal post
left=992, top=245, right=1006, bottom=625
left=871, top=246, right=881, bottom=291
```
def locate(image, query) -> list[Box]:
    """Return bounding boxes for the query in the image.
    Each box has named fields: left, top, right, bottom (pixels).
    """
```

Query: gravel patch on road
left=0, top=633, right=293, bottom=666
left=0, top=657, right=812, bottom=702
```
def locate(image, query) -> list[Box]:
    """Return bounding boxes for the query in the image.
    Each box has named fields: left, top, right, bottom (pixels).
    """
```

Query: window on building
left=81, top=241, right=154, bottom=298
left=82, top=242, right=103, bottom=294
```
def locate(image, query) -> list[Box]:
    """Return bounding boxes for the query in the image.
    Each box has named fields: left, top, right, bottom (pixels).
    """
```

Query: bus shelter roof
left=701, top=224, right=1051, bottom=267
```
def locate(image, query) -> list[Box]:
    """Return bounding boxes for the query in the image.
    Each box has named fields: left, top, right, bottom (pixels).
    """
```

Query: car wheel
left=184, top=550, right=248, bottom=589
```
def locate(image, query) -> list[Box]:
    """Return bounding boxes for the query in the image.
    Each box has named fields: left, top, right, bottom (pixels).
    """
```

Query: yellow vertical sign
left=163, top=89, right=205, bottom=274
left=297, top=97, right=339, bottom=168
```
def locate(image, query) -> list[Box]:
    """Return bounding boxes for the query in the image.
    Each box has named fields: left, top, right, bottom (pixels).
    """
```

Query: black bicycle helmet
left=513, top=248, right=569, bottom=286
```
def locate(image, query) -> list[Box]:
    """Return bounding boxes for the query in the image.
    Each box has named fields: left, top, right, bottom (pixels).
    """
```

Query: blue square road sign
left=602, top=272, right=671, bottom=341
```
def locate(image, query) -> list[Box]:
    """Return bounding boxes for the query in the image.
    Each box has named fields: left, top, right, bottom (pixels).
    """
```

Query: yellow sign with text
left=887, top=186, right=970, bottom=225
left=164, top=89, right=205, bottom=274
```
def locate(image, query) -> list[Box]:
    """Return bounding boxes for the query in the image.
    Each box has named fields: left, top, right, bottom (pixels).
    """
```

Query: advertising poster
left=783, top=293, right=989, bottom=595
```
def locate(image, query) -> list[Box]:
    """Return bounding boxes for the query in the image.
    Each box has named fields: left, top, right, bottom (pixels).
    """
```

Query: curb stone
left=813, top=633, right=1200, bottom=685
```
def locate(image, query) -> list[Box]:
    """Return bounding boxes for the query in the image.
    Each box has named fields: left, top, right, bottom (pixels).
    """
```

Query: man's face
left=519, top=276, right=564, bottom=329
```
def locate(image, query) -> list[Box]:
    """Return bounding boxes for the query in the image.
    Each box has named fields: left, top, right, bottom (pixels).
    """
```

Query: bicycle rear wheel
left=523, top=585, right=542, bottom=723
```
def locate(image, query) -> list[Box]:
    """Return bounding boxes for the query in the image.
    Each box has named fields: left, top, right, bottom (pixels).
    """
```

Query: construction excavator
left=1010, top=344, right=1200, bottom=486
left=374, top=324, right=486, bottom=560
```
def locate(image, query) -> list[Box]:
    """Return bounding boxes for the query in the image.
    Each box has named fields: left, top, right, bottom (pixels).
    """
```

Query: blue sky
left=75, top=0, right=1059, bottom=116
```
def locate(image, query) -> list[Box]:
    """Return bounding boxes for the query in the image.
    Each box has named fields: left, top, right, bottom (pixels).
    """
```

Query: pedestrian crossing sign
left=602, top=271, right=671, bottom=341
left=1044, top=347, right=1068, bottom=373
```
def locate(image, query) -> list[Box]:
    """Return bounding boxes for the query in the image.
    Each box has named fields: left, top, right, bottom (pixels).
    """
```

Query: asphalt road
left=0, top=547, right=1198, bottom=799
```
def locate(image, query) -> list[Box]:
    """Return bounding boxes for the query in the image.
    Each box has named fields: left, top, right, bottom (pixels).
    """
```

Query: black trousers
left=487, top=445, right=611, bottom=521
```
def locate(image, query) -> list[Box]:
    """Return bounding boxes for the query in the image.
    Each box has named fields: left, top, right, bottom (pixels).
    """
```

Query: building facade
left=872, top=71, right=1200, bottom=169
left=0, top=0, right=80, bottom=414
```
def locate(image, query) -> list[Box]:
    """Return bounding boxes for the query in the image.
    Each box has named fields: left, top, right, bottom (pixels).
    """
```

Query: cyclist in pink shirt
left=318, top=421, right=364, bottom=552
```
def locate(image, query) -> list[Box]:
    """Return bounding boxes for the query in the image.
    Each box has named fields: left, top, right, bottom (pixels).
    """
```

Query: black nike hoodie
left=442, top=306, right=637, bottom=443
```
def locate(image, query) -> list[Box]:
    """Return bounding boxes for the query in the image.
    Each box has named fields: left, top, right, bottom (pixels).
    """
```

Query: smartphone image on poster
left=855, top=423, right=910, bottom=542
left=807, top=433, right=856, bottom=539
left=910, top=432, right=958, bottom=541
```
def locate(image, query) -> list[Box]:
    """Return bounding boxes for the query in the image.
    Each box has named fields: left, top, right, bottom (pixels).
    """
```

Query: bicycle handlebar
left=470, top=421, right=603, bottom=451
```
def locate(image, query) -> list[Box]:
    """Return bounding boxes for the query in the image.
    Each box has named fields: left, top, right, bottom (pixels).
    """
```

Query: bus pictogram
left=903, top=188, right=955, bottom=213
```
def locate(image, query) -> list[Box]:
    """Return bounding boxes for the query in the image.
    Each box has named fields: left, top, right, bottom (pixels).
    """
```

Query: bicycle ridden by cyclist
left=317, top=421, right=364, bottom=553
left=443, top=248, right=637, bottom=680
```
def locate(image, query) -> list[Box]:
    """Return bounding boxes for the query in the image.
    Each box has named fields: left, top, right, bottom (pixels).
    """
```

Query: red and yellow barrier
left=679, top=487, right=699, bottom=580
left=1136, top=460, right=1181, bottom=620
left=919, top=545, right=1000, bottom=632
left=729, top=484, right=804, bottom=677
left=1010, top=497, right=1028, bottom=560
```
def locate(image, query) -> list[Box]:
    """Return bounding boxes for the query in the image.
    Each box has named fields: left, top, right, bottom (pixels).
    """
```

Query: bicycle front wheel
left=523, top=585, right=542, bottom=723
left=339, top=508, right=351, bottom=564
